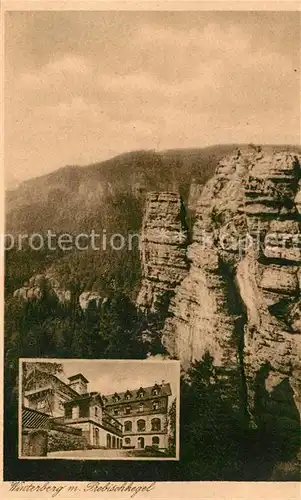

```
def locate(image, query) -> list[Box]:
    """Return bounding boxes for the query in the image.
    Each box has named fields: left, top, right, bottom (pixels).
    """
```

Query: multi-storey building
left=103, top=383, right=171, bottom=450
left=24, top=372, right=122, bottom=448
left=23, top=369, right=172, bottom=451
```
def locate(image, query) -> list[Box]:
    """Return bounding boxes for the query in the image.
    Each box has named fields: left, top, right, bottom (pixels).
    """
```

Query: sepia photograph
left=19, top=358, right=179, bottom=460
left=2, top=3, right=301, bottom=489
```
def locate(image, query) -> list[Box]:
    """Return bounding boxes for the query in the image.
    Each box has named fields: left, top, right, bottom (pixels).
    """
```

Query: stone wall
left=47, top=429, right=89, bottom=452
left=22, top=429, right=48, bottom=456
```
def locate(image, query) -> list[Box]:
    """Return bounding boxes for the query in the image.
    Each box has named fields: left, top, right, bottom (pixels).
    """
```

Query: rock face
left=13, top=273, right=105, bottom=311
left=136, top=192, right=189, bottom=314
left=138, top=151, right=301, bottom=422
left=79, top=291, right=103, bottom=310
left=13, top=273, right=72, bottom=304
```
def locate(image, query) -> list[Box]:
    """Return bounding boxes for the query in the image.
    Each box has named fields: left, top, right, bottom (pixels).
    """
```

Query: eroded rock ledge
left=138, top=151, right=301, bottom=421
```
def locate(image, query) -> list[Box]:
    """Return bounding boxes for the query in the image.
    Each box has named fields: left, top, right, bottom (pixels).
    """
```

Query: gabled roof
left=103, top=383, right=172, bottom=405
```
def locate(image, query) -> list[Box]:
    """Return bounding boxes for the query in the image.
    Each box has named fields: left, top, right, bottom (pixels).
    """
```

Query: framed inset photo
left=19, top=358, right=180, bottom=461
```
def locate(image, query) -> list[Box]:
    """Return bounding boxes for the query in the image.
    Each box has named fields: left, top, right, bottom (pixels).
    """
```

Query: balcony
left=102, top=411, right=123, bottom=436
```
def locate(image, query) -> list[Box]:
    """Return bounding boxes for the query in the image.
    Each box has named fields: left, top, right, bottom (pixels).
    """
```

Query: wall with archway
left=122, top=433, right=168, bottom=450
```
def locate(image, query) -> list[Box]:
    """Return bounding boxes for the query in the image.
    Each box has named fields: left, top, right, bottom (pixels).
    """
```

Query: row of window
left=106, top=433, right=122, bottom=449
left=108, top=387, right=161, bottom=404
left=124, top=436, right=160, bottom=447
left=113, top=401, right=161, bottom=416
left=124, top=418, right=161, bottom=432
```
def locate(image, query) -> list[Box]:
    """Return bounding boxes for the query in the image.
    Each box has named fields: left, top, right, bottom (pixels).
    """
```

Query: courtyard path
left=47, top=448, right=132, bottom=458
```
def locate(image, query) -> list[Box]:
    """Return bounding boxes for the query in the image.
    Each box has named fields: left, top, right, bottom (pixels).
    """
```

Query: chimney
left=68, top=373, right=89, bottom=395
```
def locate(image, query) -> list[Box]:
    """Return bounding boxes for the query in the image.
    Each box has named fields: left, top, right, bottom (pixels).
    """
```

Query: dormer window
left=113, top=392, right=120, bottom=403
left=124, top=390, right=132, bottom=400
left=137, top=387, right=145, bottom=398
left=152, top=384, right=160, bottom=396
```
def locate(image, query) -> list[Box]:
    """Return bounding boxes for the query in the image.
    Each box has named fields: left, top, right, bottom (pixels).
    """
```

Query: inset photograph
left=19, top=358, right=180, bottom=460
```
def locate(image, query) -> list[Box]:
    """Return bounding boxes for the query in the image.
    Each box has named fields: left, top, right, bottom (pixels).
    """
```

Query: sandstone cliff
left=138, top=151, right=301, bottom=422
left=136, top=192, right=189, bottom=315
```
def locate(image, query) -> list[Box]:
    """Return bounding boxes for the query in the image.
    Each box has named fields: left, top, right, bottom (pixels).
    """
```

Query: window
left=151, top=418, right=161, bottom=431
left=114, top=408, right=119, bottom=416
left=124, top=420, right=132, bottom=432
left=137, top=388, right=145, bottom=398
left=137, top=419, right=146, bottom=432
left=152, top=401, right=159, bottom=411
left=138, top=404, right=144, bottom=412
left=124, top=437, right=131, bottom=445
left=58, top=401, right=65, bottom=411
left=152, top=385, right=161, bottom=396
left=113, top=393, right=120, bottom=403
left=137, top=436, right=145, bottom=449
left=93, top=427, right=100, bottom=446
left=72, top=405, right=79, bottom=419
left=152, top=436, right=160, bottom=448
left=37, top=400, right=46, bottom=410
left=94, top=406, right=98, bottom=417
left=125, top=406, right=131, bottom=414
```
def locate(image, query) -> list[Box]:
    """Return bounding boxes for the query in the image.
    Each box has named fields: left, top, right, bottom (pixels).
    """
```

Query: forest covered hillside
left=6, top=144, right=300, bottom=234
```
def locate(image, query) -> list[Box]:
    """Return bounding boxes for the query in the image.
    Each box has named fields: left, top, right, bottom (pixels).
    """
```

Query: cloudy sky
left=5, top=10, right=300, bottom=187
left=60, top=359, right=180, bottom=397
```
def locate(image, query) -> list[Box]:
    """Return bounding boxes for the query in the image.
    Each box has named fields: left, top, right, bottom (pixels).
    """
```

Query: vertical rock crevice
left=137, top=151, right=301, bottom=429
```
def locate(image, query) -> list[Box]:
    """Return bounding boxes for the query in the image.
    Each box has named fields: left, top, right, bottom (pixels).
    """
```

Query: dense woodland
left=4, top=145, right=301, bottom=481
left=4, top=286, right=300, bottom=480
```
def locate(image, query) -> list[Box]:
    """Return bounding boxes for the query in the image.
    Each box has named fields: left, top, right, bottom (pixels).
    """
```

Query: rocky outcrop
left=13, top=274, right=106, bottom=310
left=13, top=274, right=72, bottom=304
left=136, top=192, right=189, bottom=314
left=13, top=278, right=43, bottom=301
left=79, top=291, right=105, bottom=310
left=138, top=151, right=301, bottom=422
